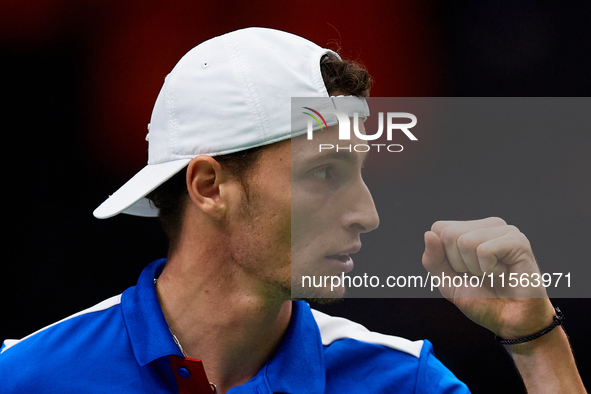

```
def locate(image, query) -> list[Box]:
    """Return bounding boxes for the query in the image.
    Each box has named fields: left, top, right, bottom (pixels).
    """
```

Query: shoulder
left=0, top=294, right=134, bottom=392
left=310, top=308, right=470, bottom=393
left=1, top=294, right=124, bottom=354
left=311, top=308, right=423, bottom=357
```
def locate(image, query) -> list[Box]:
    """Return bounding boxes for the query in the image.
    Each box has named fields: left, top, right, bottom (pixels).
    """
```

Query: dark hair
left=320, top=53, right=372, bottom=97
left=146, top=147, right=264, bottom=253
left=148, top=54, right=372, bottom=253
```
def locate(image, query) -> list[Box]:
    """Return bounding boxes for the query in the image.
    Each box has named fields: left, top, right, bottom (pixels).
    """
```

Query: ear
left=185, top=155, right=228, bottom=219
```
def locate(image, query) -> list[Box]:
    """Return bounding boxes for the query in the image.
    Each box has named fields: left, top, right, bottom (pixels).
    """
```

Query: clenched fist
left=422, top=217, right=555, bottom=339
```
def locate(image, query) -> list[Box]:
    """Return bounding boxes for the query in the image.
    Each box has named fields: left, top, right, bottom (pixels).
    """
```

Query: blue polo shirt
left=0, top=259, right=469, bottom=393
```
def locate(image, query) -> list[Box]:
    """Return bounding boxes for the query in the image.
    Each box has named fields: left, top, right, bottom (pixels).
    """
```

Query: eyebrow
left=304, top=150, right=369, bottom=168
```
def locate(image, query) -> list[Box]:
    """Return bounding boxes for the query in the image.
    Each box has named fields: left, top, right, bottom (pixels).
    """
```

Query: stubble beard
left=234, top=180, right=345, bottom=305
left=229, top=185, right=293, bottom=302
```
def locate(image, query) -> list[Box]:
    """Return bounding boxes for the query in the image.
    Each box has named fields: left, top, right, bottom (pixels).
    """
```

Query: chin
left=296, top=296, right=345, bottom=305
left=290, top=276, right=348, bottom=301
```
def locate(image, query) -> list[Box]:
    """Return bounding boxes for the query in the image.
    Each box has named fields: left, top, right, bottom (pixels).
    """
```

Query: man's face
left=290, top=122, right=380, bottom=299
left=227, top=121, right=379, bottom=300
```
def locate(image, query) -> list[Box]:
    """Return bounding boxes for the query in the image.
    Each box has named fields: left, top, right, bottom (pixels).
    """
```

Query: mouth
left=328, top=253, right=351, bottom=262
left=330, top=244, right=362, bottom=258
left=325, top=253, right=354, bottom=273
left=325, top=244, right=361, bottom=273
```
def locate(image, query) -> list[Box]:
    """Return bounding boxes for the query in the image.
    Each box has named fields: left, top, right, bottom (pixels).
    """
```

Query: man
left=0, top=27, right=585, bottom=393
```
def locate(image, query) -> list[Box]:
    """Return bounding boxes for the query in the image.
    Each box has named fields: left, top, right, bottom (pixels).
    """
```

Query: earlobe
left=186, top=156, right=227, bottom=218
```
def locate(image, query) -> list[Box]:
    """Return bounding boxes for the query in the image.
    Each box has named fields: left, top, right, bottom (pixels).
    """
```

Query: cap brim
left=93, top=159, right=192, bottom=219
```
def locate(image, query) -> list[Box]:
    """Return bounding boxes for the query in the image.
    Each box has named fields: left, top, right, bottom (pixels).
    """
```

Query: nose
left=342, top=179, right=380, bottom=234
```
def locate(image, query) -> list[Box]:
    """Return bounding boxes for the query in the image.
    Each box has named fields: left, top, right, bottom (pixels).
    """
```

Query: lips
left=329, top=253, right=351, bottom=262
left=324, top=244, right=361, bottom=272
left=327, top=244, right=362, bottom=258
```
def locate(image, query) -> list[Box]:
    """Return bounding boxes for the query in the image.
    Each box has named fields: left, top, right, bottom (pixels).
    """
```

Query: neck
left=155, top=241, right=292, bottom=394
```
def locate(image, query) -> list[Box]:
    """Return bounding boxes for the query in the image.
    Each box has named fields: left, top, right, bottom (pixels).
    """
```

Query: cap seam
left=164, top=74, right=179, bottom=156
left=224, top=32, right=268, bottom=143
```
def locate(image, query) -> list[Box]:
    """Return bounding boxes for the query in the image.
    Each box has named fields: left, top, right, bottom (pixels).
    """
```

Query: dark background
left=1, top=1, right=590, bottom=392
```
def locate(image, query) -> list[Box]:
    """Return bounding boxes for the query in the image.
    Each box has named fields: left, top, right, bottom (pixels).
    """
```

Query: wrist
left=496, top=307, right=564, bottom=346
left=506, top=324, right=564, bottom=355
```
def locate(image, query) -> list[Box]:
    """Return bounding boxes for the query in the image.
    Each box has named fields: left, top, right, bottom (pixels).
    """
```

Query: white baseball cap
left=93, top=27, right=364, bottom=219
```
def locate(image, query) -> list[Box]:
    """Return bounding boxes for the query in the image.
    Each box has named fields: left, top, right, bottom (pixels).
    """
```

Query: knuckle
left=476, top=243, right=492, bottom=258
left=439, top=226, right=457, bottom=244
left=506, top=227, right=531, bottom=248
left=487, top=216, right=507, bottom=226
left=517, top=233, right=532, bottom=249
left=506, top=224, right=520, bottom=233
left=456, top=234, right=473, bottom=250
left=431, top=220, right=447, bottom=234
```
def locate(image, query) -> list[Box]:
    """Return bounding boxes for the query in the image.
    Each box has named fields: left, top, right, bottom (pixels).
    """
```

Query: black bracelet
left=495, top=307, right=564, bottom=345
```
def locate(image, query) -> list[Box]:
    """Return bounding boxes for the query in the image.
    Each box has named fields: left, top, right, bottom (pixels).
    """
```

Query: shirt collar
left=238, top=301, right=326, bottom=394
left=122, top=259, right=327, bottom=393
left=122, top=258, right=183, bottom=367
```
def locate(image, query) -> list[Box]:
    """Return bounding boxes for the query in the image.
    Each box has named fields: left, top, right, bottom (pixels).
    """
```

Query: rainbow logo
left=302, top=107, right=328, bottom=131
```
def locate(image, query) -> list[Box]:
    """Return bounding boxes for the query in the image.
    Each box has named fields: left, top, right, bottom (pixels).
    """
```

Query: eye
left=312, top=166, right=335, bottom=179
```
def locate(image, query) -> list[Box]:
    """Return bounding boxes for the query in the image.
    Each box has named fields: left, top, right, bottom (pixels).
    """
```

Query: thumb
left=422, top=231, right=447, bottom=273
left=422, top=230, right=458, bottom=300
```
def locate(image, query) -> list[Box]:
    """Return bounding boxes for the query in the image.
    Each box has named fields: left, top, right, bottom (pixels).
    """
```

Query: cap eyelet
left=202, top=62, right=209, bottom=69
